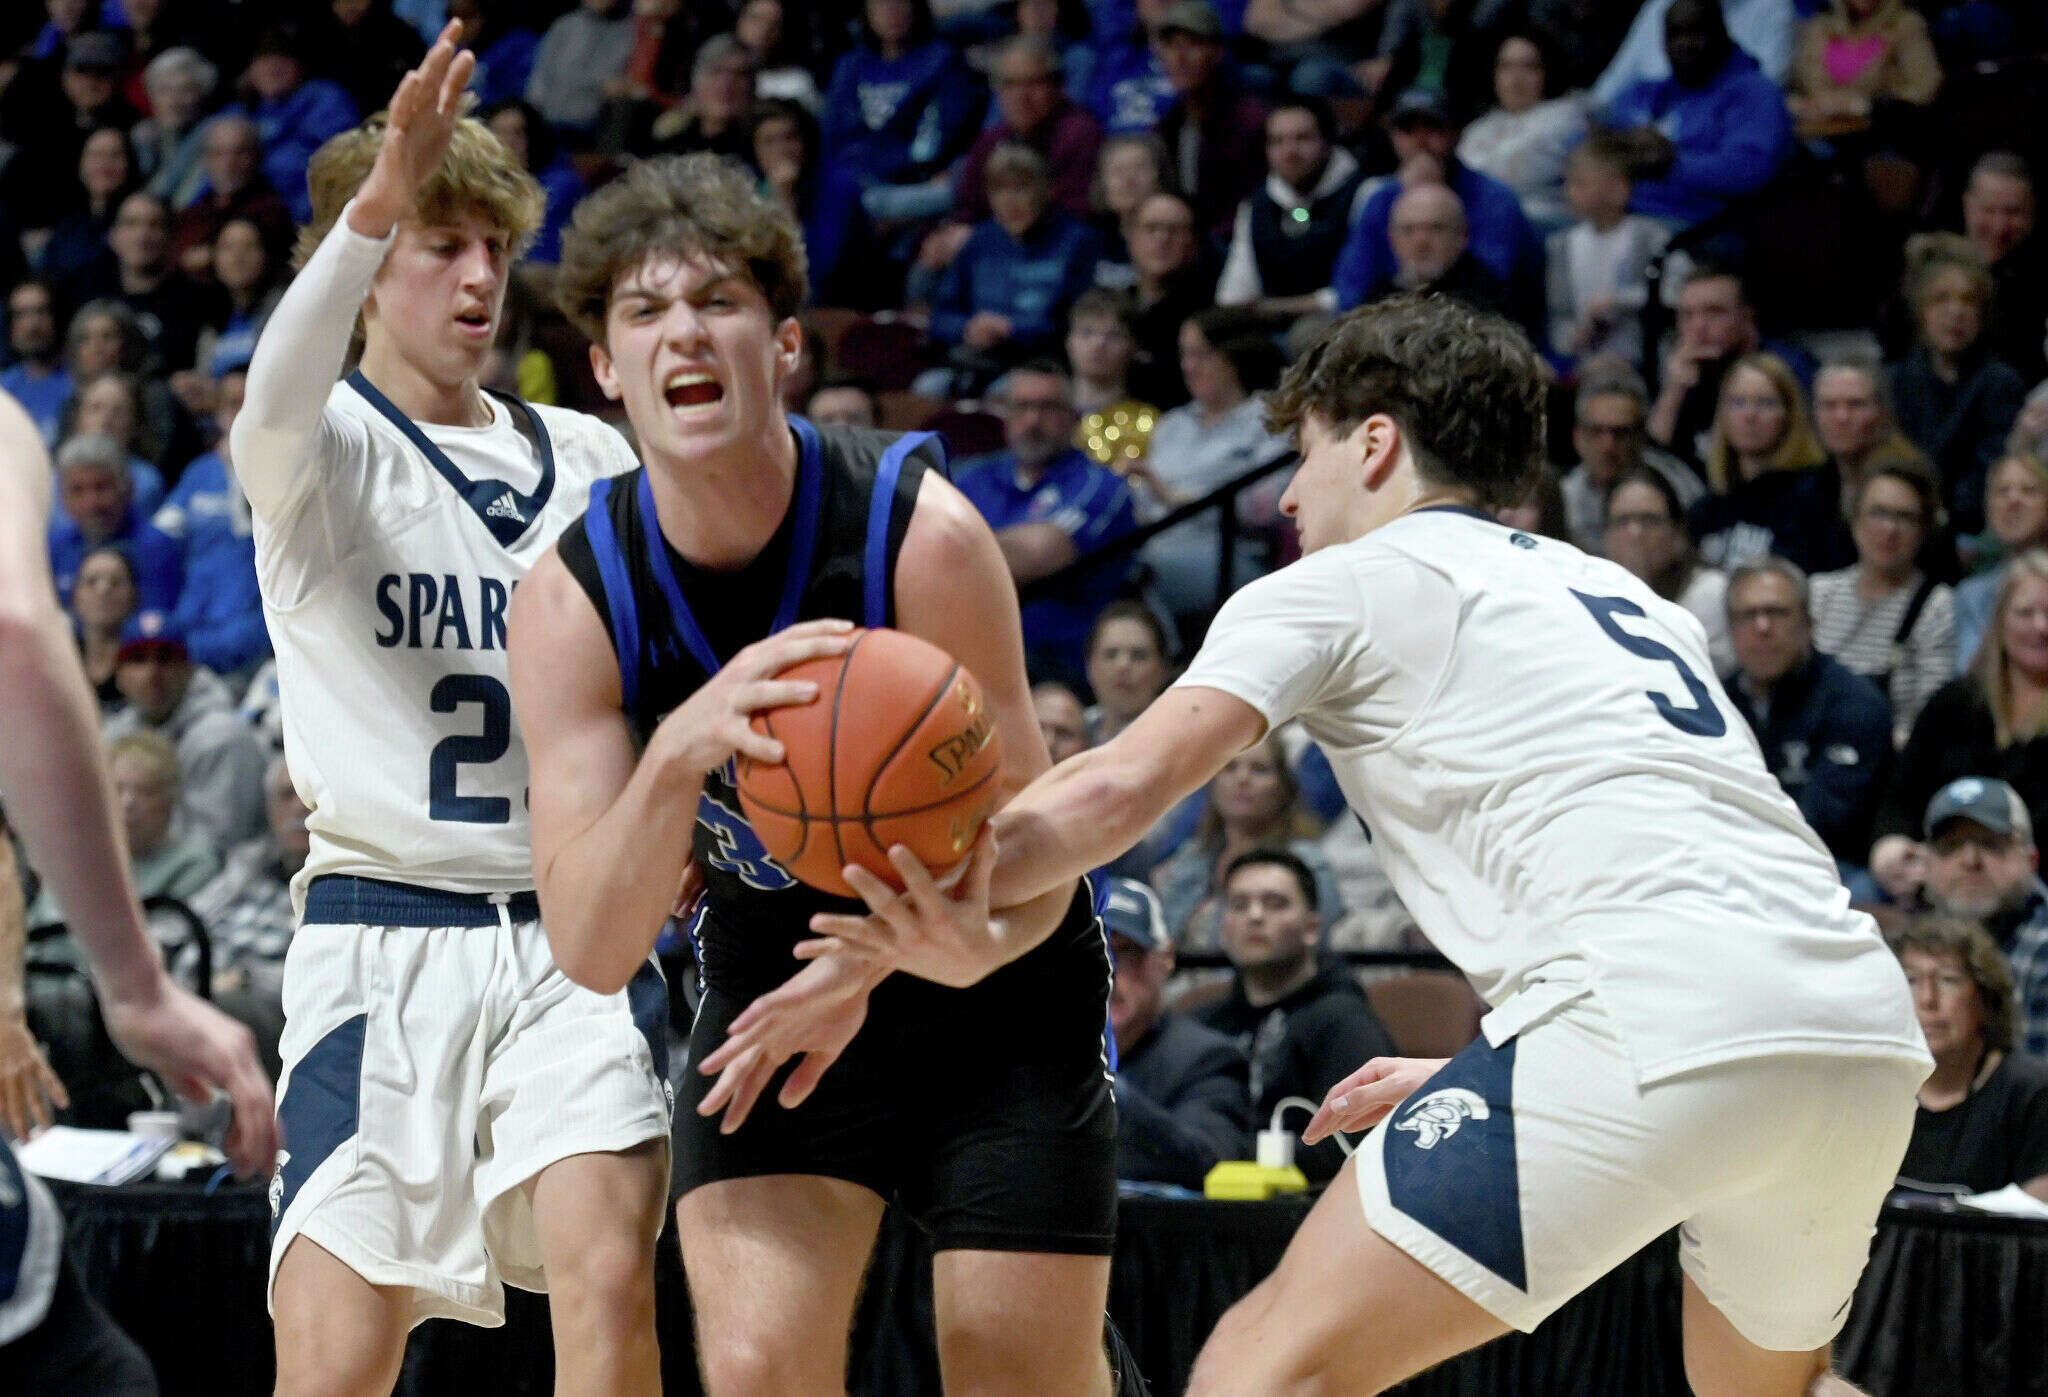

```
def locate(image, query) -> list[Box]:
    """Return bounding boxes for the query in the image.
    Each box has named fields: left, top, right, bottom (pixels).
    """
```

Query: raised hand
left=349, top=20, right=479, bottom=238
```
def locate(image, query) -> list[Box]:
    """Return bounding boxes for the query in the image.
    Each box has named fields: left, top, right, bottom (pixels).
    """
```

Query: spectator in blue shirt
left=231, top=26, right=360, bottom=224
left=821, top=0, right=985, bottom=222
left=1597, top=0, right=1794, bottom=229
left=1721, top=558, right=1893, bottom=867
left=1331, top=89, right=1545, bottom=323
left=48, top=432, right=182, bottom=616
left=926, top=144, right=1107, bottom=382
left=953, top=361, right=1136, bottom=685
left=1, top=280, right=73, bottom=445
left=154, top=368, right=268, bottom=679
left=1088, top=1, right=1178, bottom=132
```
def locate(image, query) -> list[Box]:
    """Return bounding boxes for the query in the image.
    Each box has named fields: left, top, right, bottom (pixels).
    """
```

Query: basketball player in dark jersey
left=506, top=155, right=1132, bottom=1394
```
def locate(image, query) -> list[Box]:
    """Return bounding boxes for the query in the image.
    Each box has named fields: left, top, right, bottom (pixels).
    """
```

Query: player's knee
left=549, top=1230, right=656, bottom=1319
left=1185, top=1288, right=1274, bottom=1397
left=697, top=1333, right=838, bottom=1397
left=274, top=1345, right=404, bottom=1397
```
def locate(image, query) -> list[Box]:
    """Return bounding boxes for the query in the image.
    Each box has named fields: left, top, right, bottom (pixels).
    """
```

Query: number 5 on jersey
left=1570, top=591, right=1727, bottom=738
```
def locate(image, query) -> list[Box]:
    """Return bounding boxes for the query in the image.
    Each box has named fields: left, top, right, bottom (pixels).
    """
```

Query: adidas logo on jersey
left=1395, top=1088, right=1490, bottom=1149
left=486, top=491, right=524, bottom=523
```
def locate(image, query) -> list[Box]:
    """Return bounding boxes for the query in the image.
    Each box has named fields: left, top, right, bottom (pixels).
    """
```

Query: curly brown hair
left=1265, top=295, right=1547, bottom=510
left=554, top=154, right=808, bottom=347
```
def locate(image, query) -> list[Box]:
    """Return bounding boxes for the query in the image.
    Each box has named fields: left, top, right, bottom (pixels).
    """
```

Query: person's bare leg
left=527, top=1141, right=669, bottom=1396
left=1680, top=1274, right=1863, bottom=1397
left=1186, top=1155, right=1510, bottom=1396
left=931, top=1250, right=1113, bottom=1396
left=675, top=1175, right=885, bottom=1396
left=272, top=1237, right=411, bottom=1397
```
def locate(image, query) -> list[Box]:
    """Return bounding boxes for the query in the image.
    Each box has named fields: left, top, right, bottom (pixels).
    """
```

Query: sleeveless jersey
left=1177, top=507, right=1929, bottom=1084
left=558, top=417, right=1103, bottom=1002
left=247, top=371, right=639, bottom=910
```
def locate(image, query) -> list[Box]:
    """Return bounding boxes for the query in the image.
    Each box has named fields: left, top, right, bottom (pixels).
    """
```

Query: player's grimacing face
left=365, top=209, right=513, bottom=388
left=594, top=252, right=799, bottom=464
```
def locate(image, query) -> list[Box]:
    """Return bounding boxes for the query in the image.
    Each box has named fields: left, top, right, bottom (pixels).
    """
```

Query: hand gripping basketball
left=648, top=618, right=857, bottom=777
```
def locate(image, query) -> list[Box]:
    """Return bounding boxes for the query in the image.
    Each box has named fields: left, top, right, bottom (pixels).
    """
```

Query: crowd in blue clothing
left=7, top=0, right=2048, bottom=973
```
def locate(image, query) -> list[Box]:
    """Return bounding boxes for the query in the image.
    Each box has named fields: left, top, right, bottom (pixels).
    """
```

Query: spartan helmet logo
left=1394, top=1088, right=1490, bottom=1150
left=269, top=1152, right=289, bottom=1219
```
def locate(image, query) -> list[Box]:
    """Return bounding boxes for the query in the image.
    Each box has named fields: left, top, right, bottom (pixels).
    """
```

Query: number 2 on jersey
left=429, top=675, right=511, bottom=823
left=1569, top=591, right=1727, bottom=737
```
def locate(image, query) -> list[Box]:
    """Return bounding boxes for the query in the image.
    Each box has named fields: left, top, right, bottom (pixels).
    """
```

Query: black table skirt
left=47, top=1181, right=2048, bottom=1397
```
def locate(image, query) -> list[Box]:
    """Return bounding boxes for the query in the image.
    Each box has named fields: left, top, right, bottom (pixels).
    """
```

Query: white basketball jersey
left=1178, top=507, right=1928, bottom=1083
left=239, top=375, right=637, bottom=909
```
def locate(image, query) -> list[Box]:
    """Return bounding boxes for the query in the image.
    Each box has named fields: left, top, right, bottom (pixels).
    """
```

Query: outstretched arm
left=0, top=387, right=274, bottom=1174
left=230, top=22, right=476, bottom=523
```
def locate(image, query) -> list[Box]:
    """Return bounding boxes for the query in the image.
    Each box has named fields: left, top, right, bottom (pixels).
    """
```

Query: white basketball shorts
left=268, top=881, right=672, bottom=1329
left=1354, top=987, right=1925, bottom=1352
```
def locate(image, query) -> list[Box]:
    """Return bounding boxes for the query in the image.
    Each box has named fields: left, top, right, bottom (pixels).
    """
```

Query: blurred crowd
left=3, top=0, right=2047, bottom=1199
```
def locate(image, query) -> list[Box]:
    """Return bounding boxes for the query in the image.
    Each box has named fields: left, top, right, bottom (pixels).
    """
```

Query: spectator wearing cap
left=1594, top=0, right=1794, bottom=229
left=228, top=26, right=361, bottom=225
left=923, top=144, right=1106, bottom=379
left=1151, top=1, right=1269, bottom=237
left=187, top=756, right=310, bottom=1076
left=37, top=37, right=144, bottom=232
left=1892, top=917, right=2048, bottom=1202
left=1330, top=88, right=1546, bottom=329
left=1909, top=778, right=2048, bottom=962
left=525, top=0, right=636, bottom=138
left=1871, top=551, right=2048, bottom=899
left=953, top=362, right=1135, bottom=687
left=1198, top=849, right=1392, bottom=1183
left=1103, top=877, right=1254, bottom=1187
left=168, top=114, right=294, bottom=280
left=156, top=367, right=269, bottom=680
left=25, top=731, right=220, bottom=934
left=47, top=432, right=181, bottom=616
left=104, top=622, right=268, bottom=854
left=1215, top=98, right=1371, bottom=324
left=1560, top=373, right=1704, bottom=555
left=1, top=280, right=73, bottom=445
left=1723, top=558, right=1893, bottom=869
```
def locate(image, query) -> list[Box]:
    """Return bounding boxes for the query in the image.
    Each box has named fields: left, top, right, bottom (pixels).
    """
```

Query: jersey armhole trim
left=865, top=431, right=940, bottom=629
left=582, top=477, right=642, bottom=711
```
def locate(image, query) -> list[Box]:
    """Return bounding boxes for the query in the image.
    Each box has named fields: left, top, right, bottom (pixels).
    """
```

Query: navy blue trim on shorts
left=626, top=961, right=670, bottom=1083
left=863, top=430, right=939, bottom=628
left=1, top=1138, right=29, bottom=1306
left=583, top=476, right=643, bottom=712
left=273, top=1013, right=368, bottom=1235
left=1382, top=1034, right=1528, bottom=1292
left=302, top=875, right=540, bottom=928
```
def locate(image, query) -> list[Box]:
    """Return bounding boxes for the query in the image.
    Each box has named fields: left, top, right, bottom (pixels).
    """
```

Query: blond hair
left=294, top=114, right=545, bottom=274
left=554, top=153, right=808, bottom=347
left=106, top=730, right=180, bottom=790
left=1902, top=231, right=1994, bottom=316
left=1704, top=352, right=1827, bottom=492
left=1972, top=547, right=2048, bottom=744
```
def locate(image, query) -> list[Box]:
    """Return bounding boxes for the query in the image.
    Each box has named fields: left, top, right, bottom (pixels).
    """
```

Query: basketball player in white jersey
left=0, top=386, right=275, bottom=1386
left=233, top=29, right=670, bottom=1395
left=781, top=296, right=1932, bottom=1395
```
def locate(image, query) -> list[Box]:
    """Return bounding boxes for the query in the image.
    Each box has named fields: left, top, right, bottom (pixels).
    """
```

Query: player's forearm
left=0, top=836, right=27, bottom=1019
left=538, top=758, right=705, bottom=995
left=232, top=200, right=390, bottom=516
left=0, top=607, right=164, bottom=1007
left=989, top=746, right=1167, bottom=908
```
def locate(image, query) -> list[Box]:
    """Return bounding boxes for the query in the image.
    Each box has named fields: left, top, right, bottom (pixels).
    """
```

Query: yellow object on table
left=1204, top=1160, right=1309, bottom=1200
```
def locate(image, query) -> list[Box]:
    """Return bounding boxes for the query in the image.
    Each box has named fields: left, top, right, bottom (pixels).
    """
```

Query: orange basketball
left=734, top=628, right=1004, bottom=898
